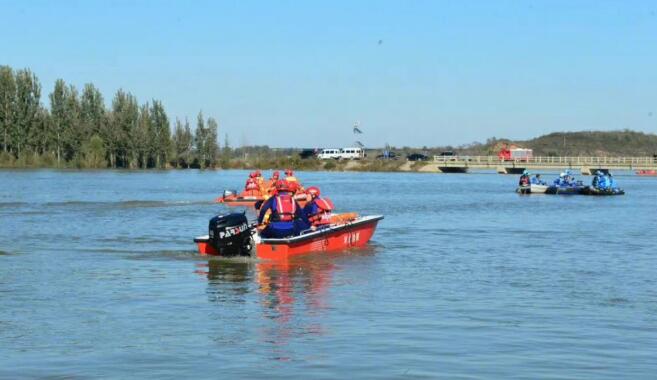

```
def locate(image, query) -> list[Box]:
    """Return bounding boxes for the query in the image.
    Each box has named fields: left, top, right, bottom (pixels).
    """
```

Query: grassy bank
left=0, top=151, right=430, bottom=172
left=216, top=157, right=424, bottom=173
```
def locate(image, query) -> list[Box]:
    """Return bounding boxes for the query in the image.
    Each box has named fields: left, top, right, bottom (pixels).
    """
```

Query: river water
left=1, top=169, right=656, bottom=379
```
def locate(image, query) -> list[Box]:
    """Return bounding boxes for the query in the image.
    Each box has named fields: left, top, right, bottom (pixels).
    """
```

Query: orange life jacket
left=245, top=178, right=259, bottom=191
left=273, top=195, right=296, bottom=222
left=308, top=198, right=334, bottom=225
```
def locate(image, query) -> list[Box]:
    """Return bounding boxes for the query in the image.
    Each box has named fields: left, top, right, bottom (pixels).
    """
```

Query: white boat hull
left=516, top=184, right=548, bottom=194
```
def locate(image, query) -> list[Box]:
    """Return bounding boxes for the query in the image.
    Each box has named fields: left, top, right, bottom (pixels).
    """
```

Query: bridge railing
left=433, top=156, right=657, bottom=166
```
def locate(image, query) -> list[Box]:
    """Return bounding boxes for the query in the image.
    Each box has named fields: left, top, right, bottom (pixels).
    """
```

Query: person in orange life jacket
left=258, top=180, right=310, bottom=238
left=264, top=171, right=280, bottom=196
left=284, top=169, right=305, bottom=194
left=302, top=186, right=335, bottom=228
left=244, top=172, right=262, bottom=197
left=254, top=170, right=267, bottom=193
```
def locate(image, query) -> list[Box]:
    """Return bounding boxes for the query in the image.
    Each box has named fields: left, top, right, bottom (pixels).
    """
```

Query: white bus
left=339, top=147, right=365, bottom=160
left=317, top=148, right=342, bottom=160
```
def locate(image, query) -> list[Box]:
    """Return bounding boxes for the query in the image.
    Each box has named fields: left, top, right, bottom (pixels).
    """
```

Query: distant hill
left=458, top=130, right=657, bottom=157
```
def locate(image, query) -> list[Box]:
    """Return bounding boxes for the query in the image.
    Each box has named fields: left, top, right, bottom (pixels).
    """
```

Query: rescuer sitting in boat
left=592, top=171, right=600, bottom=187
left=554, top=171, right=576, bottom=187
left=593, top=172, right=612, bottom=190
left=284, top=169, right=304, bottom=194
left=518, top=170, right=530, bottom=187
left=563, top=172, right=573, bottom=185
left=531, top=174, right=546, bottom=185
left=243, top=172, right=262, bottom=197
left=261, top=170, right=280, bottom=197
left=608, top=173, right=617, bottom=189
left=268, top=170, right=280, bottom=187
left=553, top=172, right=565, bottom=186
left=257, top=180, right=310, bottom=238
left=594, top=171, right=616, bottom=190
left=303, top=186, right=335, bottom=228
left=254, top=169, right=264, bottom=186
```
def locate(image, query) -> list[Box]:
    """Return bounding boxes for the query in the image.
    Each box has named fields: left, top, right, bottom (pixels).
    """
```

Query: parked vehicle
left=376, top=151, right=399, bottom=160
left=498, top=146, right=533, bottom=161
left=317, top=148, right=342, bottom=160
left=339, top=147, right=365, bottom=160
left=298, top=148, right=319, bottom=159
left=407, top=153, right=429, bottom=161
left=437, top=151, right=458, bottom=161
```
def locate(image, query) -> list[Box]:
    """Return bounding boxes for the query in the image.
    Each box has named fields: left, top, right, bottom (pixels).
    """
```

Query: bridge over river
left=431, top=156, right=657, bottom=174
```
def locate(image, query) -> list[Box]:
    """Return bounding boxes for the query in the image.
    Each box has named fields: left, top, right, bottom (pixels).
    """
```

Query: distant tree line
left=0, top=65, right=220, bottom=168
left=457, top=131, right=657, bottom=157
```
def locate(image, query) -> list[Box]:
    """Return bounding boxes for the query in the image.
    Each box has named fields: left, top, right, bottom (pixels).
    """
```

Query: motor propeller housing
left=208, top=213, right=254, bottom=256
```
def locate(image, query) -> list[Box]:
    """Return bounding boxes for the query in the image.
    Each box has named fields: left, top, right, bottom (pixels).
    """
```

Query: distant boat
left=636, top=170, right=657, bottom=176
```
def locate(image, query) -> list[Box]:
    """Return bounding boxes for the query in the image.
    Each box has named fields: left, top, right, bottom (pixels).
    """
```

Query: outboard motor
left=208, top=212, right=254, bottom=256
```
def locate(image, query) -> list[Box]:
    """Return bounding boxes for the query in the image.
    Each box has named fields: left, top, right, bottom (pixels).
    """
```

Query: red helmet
left=249, top=172, right=256, bottom=178
left=275, top=180, right=291, bottom=192
left=306, top=186, right=320, bottom=198
left=288, top=181, right=300, bottom=193
left=255, top=170, right=262, bottom=177
left=272, top=171, right=280, bottom=179
left=285, top=169, right=294, bottom=176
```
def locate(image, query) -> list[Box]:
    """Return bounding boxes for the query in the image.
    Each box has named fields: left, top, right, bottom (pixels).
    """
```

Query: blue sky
left=2, top=0, right=657, bottom=147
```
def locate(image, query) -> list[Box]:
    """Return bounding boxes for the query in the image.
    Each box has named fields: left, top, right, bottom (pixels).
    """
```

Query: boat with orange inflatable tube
left=194, top=212, right=383, bottom=260
left=215, top=190, right=264, bottom=207
left=636, top=170, right=657, bottom=176
left=215, top=190, right=309, bottom=208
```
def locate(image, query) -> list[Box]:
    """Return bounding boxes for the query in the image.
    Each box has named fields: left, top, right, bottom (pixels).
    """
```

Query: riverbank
left=0, top=153, right=436, bottom=173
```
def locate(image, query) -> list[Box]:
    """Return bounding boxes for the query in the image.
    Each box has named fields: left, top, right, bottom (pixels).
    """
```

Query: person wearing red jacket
left=258, top=180, right=309, bottom=238
left=243, top=172, right=262, bottom=197
left=302, top=186, right=334, bottom=227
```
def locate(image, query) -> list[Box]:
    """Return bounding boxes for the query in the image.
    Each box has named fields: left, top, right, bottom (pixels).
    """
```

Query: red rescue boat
left=194, top=213, right=383, bottom=260
left=636, top=170, right=657, bottom=176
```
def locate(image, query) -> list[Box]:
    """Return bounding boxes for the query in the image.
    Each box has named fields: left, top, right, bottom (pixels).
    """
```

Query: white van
left=317, top=148, right=342, bottom=160
left=339, top=147, right=364, bottom=160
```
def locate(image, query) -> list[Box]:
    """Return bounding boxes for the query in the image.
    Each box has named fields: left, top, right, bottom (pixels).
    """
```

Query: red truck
left=498, top=146, right=533, bottom=161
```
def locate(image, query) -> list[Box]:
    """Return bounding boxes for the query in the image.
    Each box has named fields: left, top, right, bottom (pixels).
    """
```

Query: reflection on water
left=195, top=251, right=376, bottom=361
left=257, top=258, right=335, bottom=319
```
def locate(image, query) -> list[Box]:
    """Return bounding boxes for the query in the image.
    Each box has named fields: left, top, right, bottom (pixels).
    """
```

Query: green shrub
left=81, top=135, right=107, bottom=168
left=323, top=161, right=336, bottom=170
left=0, top=151, right=15, bottom=167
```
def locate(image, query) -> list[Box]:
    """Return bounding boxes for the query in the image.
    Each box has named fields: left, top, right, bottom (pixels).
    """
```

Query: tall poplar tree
left=0, top=66, right=16, bottom=153
left=194, top=111, right=207, bottom=167
left=80, top=84, right=106, bottom=142
left=62, top=84, right=81, bottom=161
left=173, top=118, right=193, bottom=168
left=206, top=117, right=219, bottom=167
left=109, top=89, right=139, bottom=168
left=150, top=100, right=170, bottom=168
left=12, top=69, right=41, bottom=157
left=136, top=103, right=151, bottom=168
left=49, top=79, right=67, bottom=164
